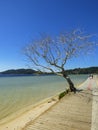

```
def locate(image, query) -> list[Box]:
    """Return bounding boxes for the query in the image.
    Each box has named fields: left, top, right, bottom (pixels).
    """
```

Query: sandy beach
left=23, top=90, right=92, bottom=130
left=0, top=94, right=59, bottom=130
left=0, top=76, right=98, bottom=130
left=23, top=76, right=98, bottom=130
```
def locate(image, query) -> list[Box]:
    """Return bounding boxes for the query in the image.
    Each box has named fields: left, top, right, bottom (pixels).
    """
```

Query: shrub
left=59, top=89, right=69, bottom=100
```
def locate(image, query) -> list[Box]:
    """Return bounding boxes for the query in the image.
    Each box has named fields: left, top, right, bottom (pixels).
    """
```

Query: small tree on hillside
left=24, top=29, right=96, bottom=93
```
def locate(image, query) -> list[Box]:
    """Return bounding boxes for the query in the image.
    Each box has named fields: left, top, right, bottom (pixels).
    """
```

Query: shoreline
left=0, top=78, right=88, bottom=130
left=0, top=93, right=59, bottom=130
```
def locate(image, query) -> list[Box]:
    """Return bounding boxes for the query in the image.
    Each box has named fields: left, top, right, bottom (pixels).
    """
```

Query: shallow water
left=0, top=74, right=88, bottom=123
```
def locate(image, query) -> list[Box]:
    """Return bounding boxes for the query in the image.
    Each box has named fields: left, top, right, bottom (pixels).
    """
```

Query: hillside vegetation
left=0, top=67, right=98, bottom=75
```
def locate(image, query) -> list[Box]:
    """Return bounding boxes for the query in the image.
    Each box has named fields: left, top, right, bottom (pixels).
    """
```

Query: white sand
left=91, top=75, right=98, bottom=130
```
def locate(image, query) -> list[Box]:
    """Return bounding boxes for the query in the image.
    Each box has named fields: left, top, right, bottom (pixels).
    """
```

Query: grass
left=59, top=89, right=69, bottom=100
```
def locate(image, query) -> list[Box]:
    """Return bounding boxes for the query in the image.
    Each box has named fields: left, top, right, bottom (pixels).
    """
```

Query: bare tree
left=24, top=29, right=96, bottom=93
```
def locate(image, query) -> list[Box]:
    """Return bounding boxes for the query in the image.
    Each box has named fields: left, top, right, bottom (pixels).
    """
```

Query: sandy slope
left=91, top=75, right=98, bottom=130
left=23, top=90, right=92, bottom=130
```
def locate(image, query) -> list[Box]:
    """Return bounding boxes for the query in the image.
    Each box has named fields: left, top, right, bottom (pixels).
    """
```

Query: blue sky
left=0, top=0, right=98, bottom=71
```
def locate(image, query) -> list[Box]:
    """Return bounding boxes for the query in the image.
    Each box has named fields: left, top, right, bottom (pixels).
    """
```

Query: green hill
left=0, top=67, right=98, bottom=75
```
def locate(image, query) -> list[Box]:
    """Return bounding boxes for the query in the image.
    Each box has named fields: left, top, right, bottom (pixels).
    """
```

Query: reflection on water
left=0, top=75, right=88, bottom=123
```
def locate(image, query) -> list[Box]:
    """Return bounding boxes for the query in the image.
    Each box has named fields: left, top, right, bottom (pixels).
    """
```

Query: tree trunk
left=62, top=73, right=77, bottom=93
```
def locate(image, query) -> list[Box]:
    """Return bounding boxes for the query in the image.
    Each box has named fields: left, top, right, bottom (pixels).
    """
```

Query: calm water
left=0, top=75, right=88, bottom=124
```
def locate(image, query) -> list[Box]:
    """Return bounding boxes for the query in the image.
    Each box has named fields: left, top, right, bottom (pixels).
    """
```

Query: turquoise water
left=0, top=75, right=88, bottom=123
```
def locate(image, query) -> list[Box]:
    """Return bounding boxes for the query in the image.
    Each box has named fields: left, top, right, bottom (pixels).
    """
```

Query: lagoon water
left=0, top=75, right=88, bottom=124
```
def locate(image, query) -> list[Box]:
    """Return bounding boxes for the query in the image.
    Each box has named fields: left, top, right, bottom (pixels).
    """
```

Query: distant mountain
left=0, top=69, right=37, bottom=74
left=0, top=67, right=98, bottom=75
left=66, top=67, right=98, bottom=74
